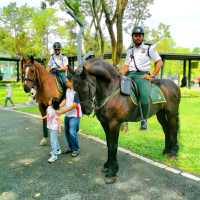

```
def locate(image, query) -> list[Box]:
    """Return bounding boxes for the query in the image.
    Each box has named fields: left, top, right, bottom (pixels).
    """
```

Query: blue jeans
left=49, top=129, right=60, bottom=157
left=64, top=117, right=80, bottom=151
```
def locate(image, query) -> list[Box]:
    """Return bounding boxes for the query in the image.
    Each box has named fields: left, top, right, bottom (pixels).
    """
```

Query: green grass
left=0, top=83, right=30, bottom=105
left=80, top=97, right=200, bottom=176
left=3, top=84, right=200, bottom=176
left=17, top=106, right=40, bottom=114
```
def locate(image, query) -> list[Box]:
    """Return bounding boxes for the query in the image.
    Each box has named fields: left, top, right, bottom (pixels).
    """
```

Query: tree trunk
left=101, top=0, right=127, bottom=65
left=92, top=0, right=104, bottom=55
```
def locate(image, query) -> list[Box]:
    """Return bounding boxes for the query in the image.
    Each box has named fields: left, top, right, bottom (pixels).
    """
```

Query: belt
left=129, top=71, right=150, bottom=74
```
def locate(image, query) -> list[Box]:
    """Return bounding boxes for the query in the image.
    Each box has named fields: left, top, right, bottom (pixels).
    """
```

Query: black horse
left=73, top=58, right=181, bottom=184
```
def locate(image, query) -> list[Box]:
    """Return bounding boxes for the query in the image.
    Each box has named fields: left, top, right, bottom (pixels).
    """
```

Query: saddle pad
left=129, top=83, right=166, bottom=105
left=151, top=84, right=166, bottom=104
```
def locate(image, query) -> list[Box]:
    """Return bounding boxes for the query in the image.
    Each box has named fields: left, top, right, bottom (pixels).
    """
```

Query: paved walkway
left=0, top=109, right=200, bottom=200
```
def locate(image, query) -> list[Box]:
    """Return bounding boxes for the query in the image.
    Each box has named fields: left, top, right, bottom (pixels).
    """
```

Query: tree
left=0, top=2, right=33, bottom=56
left=83, top=0, right=154, bottom=64
left=82, top=0, right=105, bottom=55
left=192, top=47, right=200, bottom=54
left=101, top=0, right=128, bottom=65
left=124, top=0, right=154, bottom=33
left=31, top=7, right=58, bottom=57
left=57, top=20, right=77, bottom=55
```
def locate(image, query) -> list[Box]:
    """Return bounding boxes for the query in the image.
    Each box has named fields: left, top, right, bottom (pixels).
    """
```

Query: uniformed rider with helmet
left=48, top=42, right=69, bottom=90
left=120, top=26, right=163, bottom=130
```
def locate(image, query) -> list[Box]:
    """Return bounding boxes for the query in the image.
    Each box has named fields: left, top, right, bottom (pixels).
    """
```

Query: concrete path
left=0, top=109, right=200, bottom=200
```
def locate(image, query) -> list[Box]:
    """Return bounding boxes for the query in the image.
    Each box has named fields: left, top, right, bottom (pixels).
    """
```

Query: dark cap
left=132, top=26, right=144, bottom=36
left=53, top=42, right=62, bottom=49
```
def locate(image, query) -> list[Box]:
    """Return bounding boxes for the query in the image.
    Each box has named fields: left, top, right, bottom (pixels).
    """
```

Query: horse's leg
left=101, top=121, right=120, bottom=184
left=156, top=110, right=179, bottom=156
left=39, top=103, right=48, bottom=146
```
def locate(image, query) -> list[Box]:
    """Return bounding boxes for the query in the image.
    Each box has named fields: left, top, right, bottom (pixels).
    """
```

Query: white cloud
left=145, top=0, right=200, bottom=48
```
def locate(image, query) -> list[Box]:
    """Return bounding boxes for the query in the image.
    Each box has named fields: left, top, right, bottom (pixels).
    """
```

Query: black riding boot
left=140, top=119, right=147, bottom=130
left=140, top=104, right=149, bottom=130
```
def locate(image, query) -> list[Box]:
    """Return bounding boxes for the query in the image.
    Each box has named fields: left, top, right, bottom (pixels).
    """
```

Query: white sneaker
left=49, top=149, right=62, bottom=155
left=56, top=149, right=62, bottom=155
left=48, top=155, right=58, bottom=163
left=40, top=138, right=48, bottom=146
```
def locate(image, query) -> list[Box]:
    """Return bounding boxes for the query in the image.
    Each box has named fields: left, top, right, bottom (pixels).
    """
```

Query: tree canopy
left=0, top=0, right=199, bottom=69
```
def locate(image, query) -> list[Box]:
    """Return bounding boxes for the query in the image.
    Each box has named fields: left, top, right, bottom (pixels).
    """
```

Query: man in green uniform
left=120, top=26, right=163, bottom=130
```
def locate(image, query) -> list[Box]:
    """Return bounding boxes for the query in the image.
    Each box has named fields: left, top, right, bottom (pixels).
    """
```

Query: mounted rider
left=120, top=26, right=163, bottom=130
left=48, top=42, right=68, bottom=91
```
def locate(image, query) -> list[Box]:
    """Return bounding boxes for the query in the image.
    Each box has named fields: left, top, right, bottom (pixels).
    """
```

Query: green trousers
left=51, top=70, right=66, bottom=90
left=127, top=71, right=151, bottom=119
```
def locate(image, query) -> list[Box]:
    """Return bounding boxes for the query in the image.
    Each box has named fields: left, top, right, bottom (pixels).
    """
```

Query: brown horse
left=21, top=57, right=64, bottom=145
left=73, top=58, right=181, bottom=184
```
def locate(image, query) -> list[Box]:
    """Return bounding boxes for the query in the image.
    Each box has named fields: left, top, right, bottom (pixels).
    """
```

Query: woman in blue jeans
left=57, top=74, right=82, bottom=157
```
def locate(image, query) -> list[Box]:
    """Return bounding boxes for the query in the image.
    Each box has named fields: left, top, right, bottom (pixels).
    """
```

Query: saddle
left=120, top=76, right=166, bottom=105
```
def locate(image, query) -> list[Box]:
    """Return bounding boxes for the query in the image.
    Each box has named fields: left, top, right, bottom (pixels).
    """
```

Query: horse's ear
left=30, top=55, right=34, bottom=64
left=86, top=63, right=111, bottom=81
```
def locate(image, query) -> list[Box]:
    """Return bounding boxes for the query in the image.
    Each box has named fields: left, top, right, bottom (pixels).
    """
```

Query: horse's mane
left=33, top=60, right=47, bottom=74
left=85, top=58, right=120, bottom=79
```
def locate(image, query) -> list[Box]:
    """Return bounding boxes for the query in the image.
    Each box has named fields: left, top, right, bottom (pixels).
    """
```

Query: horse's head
left=21, top=56, right=39, bottom=94
left=73, top=67, right=96, bottom=115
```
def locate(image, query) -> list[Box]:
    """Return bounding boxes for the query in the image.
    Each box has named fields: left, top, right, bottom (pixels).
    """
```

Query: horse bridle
left=23, top=64, right=38, bottom=89
left=85, top=76, right=120, bottom=111
left=78, top=77, right=96, bottom=111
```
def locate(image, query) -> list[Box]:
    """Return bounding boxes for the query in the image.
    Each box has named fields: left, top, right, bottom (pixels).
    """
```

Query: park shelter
left=0, top=53, right=200, bottom=88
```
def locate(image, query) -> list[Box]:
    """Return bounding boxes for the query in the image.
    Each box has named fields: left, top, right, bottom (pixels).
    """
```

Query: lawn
left=0, top=82, right=30, bottom=105
left=2, top=84, right=200, bottom=176
left=80, top=96, right=200, bottom=176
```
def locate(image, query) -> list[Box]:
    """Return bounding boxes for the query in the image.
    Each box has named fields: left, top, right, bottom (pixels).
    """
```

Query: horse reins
left=85, top=78, right=120, bottom=111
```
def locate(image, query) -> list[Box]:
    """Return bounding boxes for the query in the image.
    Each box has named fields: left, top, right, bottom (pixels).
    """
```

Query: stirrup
left=140, top=119, right=147, bottom=130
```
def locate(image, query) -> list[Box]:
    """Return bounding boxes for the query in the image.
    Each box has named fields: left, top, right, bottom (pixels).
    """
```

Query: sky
left=0, top=0, right=199, bottom=49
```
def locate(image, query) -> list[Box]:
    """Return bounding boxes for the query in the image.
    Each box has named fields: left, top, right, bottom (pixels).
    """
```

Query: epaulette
left=128, top=45, right=134, bottom=49
left=144, top=42, right=152, bottom=46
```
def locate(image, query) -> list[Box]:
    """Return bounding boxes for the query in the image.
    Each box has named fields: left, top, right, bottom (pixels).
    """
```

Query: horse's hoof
left=163, top=148, right=171, bottom=155
left=166, top=153, right=177, bottom=160
left=101, top=167, right=109, bottom=173
left=39, top=138, right=48, bottom=146
left=104, top=176, right=117, bottom=184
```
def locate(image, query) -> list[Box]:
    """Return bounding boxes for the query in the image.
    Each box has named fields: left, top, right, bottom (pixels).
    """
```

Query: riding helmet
left=53, top=42, right=62, bottom=49
left=132, top=26, right=144, bottom=36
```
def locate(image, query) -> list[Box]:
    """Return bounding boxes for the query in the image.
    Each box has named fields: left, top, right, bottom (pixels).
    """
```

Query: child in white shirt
left=42, top=97, right=61, bottom=163
left=4, top=84, right=15, bottom=108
